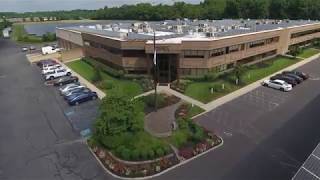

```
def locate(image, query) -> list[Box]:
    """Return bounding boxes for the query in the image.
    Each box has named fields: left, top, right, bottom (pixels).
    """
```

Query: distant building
left=57, top=19, right=320, bottom=83
left=2, top=27, right=11, bottom=38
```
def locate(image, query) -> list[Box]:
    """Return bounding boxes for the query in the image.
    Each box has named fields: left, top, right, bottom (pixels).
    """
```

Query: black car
left=270, top=74, right=298, bottom=86
left=54, top=76, right=79, bottom=86
left=281, top=72, right=303, bottom=83
left=283, top=70, right=309, bottom=80
left=36, top=59, right=57, bottom=67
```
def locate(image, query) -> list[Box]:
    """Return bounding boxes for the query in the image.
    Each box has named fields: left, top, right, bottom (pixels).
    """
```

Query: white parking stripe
left=301, top=167, right=320, bottom=180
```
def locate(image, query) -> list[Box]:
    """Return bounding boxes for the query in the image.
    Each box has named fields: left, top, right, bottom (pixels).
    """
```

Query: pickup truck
left=44, top=68, right=72, bottom=80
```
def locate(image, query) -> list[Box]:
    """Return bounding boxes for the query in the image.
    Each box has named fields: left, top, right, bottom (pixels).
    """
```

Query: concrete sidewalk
left=136, top=54, right=320, bottom=115
left=202, top=54, right=320, bottom=111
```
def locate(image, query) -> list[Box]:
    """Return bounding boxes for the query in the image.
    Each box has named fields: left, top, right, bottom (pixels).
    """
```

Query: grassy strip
left=297, top=48, right=320, bottom=58
left=185, top=56, right=301, bottom=103
left=66, top=60, right=143, bottom=98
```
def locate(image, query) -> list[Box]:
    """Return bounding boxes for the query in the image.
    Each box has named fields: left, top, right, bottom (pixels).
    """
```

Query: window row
left=84, top=41, right=146, bottom=57
left=291, top=28, right=320, bottom=39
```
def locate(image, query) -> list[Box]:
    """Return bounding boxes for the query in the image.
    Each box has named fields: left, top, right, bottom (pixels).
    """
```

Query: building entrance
left=155, top=54, right=178, bottom=83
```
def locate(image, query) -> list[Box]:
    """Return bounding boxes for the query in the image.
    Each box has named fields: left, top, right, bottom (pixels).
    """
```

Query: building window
left=210, top=48, right=225, bottom=57
left=248, top=40, right=265, bottom=48
left=123, top=50, right=146, bottom=57
left=184, top=50, right=206, bottom=58
left=228, top=45, right=241, bottom=53
left=291, top=29, right=320, bottom=39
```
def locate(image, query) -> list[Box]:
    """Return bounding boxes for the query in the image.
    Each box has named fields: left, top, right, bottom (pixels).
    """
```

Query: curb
left=87, top=137, right=224, bottom=180
left=201, top=54, right=320, bottom=112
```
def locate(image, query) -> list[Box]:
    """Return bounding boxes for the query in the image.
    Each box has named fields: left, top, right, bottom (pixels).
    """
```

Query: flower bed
left=178, top=132, right=222, bottom=160
left=175, top=103, right=205, bottom=119
left=89, top=143, right=180, bottom=178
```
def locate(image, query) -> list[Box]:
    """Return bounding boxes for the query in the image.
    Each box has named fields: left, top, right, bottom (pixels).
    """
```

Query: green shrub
left=140, top=149, right=149, bottom=160
left=155, top=148, right=165, bottom=157
left=121, top=148, right=131, bottom=160
left=131, top=149, right=140, bottom=161
left=203, top=73, right=218, bottom=81
left=142, top=93, right=165, bottom=108
left=148, top=149, right=155, bottom=159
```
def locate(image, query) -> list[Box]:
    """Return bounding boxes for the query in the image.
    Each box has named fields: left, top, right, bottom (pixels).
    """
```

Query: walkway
left=145, top=101, right=182, bottom=138
left=137, top=54, right=320, bottom=116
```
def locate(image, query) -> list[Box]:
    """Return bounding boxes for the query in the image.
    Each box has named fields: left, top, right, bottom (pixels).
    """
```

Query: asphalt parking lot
left=155, top=57, right=320, bottom=180
left=0, top=38, right=110, bottom=180
left=37, top=66, right=100, bottom=136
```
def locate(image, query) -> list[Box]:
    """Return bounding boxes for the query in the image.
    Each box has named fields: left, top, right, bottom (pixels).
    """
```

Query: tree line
left=1, top=0, right=320, bottom=21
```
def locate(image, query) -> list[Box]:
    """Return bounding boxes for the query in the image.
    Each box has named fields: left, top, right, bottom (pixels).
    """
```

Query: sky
left=0, top=0, right=201, bottom=12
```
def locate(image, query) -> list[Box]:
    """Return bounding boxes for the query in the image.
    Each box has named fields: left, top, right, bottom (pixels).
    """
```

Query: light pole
left=153, top=31, right=158, bottom=112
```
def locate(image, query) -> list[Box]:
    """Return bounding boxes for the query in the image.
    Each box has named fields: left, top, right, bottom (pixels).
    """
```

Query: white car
left=44, top=68, right=72, bottom=80
left=262, top=79, right=293, bottom=92
left=41, top=65, right=62, bottom=74
left=59, top=84, right=85, bottom=95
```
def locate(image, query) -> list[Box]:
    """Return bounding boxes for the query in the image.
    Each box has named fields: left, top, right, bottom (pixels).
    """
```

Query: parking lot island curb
left=201, top=54, right=320, bottom=112
left=53, top=59, right=106, bottom=99
left=86, top=137, right=224, bottom=180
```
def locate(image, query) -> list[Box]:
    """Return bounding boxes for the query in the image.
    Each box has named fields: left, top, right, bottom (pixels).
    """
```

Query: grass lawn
left=297, top=48, right=320, bottom=58
left=11, top=24, right=43, bottom=43
left=67, top=60, right=143, bottom=98
left=185, top=56, right=301, bottom=103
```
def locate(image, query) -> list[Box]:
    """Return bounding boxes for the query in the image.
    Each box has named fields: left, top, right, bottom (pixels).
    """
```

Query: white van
left=42, top=46, right=60, bottom=55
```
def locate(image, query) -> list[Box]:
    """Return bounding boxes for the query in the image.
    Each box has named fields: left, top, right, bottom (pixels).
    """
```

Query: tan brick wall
left=60, top=48, right=84, bottom=62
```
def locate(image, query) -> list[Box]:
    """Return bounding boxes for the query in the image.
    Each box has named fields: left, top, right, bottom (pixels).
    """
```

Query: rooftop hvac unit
left=112, top=26, right=120, bottom=32
left=96, top=24, right=102, bottom=30
left=206, top=32, right=215, bottom=37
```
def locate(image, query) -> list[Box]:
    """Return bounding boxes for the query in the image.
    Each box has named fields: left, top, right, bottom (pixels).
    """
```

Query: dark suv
left=282, top=72, right=303, bottom=83
left=54, top=76, right=79, bottom=86
left=270, top=74, right=298, bottom=86
left=283, top=70, right=309, bottom=80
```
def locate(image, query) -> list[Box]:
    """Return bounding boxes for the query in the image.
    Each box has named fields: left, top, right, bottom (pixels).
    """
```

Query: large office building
left=56, top=19, right=320, bottom=82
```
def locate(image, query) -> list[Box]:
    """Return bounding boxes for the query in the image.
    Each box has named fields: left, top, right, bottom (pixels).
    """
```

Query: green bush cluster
left=170, top=118, right=206, bottom=148
left=142, top=93, right=166, bottom=108
left=42, top=32, right=57, bottom=42
left=104, top=133, right=171, bottom=161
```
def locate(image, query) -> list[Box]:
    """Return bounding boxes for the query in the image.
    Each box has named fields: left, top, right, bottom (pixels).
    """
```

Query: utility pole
left=153, top=31, right=158, bottom=112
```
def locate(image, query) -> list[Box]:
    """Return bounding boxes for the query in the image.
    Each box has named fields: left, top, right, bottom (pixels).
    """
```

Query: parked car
left=283, top=70, right=309, bottom=80
left=54, top=76, right=79, bottom=86
left=41, top=61, right=59, bottom=70
left=67, top=91, right=98, bottom=106
left=281, top=72, right=303, bottom=83
left=262, top=79, right=293, bottom=92
left=21, top=47, right=28, bottom=52
left=29, top=46, right=36, bottom=50
left=59, top=83, right=85, bottom=95
left=36, top=59, right=57, bottom=67
left=63, top=88, right=91, bottom=99
left=270, top=74, right=298, bottom=86
left=44, top=68, right=72, bottom=80
left=41, top=64, right=62, bottom=74
left=42, top=46, right=59, bottom=55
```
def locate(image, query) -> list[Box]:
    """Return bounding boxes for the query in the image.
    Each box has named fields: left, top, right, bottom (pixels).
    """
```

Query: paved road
left=155, top=58, right=320, bottom=180
left=0, top=39, right=110, bottom=180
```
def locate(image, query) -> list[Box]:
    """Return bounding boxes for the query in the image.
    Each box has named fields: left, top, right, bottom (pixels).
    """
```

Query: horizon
left=0, top=0, right=201, bottom=13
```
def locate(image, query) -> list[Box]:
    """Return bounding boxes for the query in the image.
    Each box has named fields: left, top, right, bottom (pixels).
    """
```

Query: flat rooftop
left=60, top=19, right=319, bottom=42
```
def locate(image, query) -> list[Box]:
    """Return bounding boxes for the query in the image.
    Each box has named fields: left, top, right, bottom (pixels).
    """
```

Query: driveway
left=154, top=58, right=320, bottom=180
left=0, top=38, right=110, bottom=180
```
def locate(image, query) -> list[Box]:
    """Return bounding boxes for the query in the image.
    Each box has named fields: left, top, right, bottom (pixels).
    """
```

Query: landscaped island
left=87, top=94, right=221, bottom=178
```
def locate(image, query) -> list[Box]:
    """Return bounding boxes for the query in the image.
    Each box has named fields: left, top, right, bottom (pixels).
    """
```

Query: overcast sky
left=0, top=0, right=202, bottom=12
